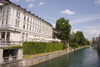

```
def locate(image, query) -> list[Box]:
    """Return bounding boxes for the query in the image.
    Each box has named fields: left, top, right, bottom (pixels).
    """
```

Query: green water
left=30, top=47, right=100, bottom=67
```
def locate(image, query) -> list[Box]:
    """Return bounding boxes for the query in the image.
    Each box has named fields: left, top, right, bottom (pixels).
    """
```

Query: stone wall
left=98, top=41, right=100, bottom=51
left=0, top=47, right=87, bottom=67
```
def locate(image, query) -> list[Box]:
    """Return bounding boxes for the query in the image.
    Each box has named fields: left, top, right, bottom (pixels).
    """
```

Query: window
left=33, top=20, right=34, bottom=23
left=22, top=33, right=25, bottom=39
left=27, top=24, right=28, bottom=30
left=24, top=15, right=26, bottom=20
left=23, top=23, right=25, bottom=29
left=33, top=26, right=34, bottom=31
left=16, top=11, right=20, bottom=17
left=6, top=19, right=8, bottom=25
left=3, top=11, right=5, bottom=16
left=16, top=11, right=18, bottom=17
left=27, top=17, right=29, bottom=21
left=15, top=20, right=20, bottom=27
left=30, top=25, right=31, bottom=30
left=2, top=20, right=4, bottom=25
left=26, top=33, right=28, bottom=38
left=7, top=9, right=9, bottom=15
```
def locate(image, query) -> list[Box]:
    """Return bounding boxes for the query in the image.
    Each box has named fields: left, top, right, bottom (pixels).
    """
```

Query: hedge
left=23, top=42, right=63, bottom=55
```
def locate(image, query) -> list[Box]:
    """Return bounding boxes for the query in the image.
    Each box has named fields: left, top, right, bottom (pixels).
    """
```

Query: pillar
left=0, top=49, right=3, bottom=64
left=67, top=43, right=69, bottom=52
left=17, top=49, right=23, bottom=60
left=5, top=32, right=7, bottom=41
left=0, top=32, right=1, bottom=39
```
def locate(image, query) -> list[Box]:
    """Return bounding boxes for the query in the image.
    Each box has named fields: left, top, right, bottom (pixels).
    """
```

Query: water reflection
left=30, top=47, right=100, bottom=67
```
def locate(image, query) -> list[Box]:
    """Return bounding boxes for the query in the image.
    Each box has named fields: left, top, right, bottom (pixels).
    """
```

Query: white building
left=0, top=0, right=53, bottom=64
left=0, top=0, right=53, bottom=42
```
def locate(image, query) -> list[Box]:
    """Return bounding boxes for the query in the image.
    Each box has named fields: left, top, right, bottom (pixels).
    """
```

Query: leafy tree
left=70, top=32, right=76, bottom=43
left=92, top=40, right=97, bottom=44
left=55, top=17, right=71, bottom=40
left=87, top=40, right=90, bottom=45
left=70, top=43, right=79, bottom=48
left=70, top=31, right=88, bottom=46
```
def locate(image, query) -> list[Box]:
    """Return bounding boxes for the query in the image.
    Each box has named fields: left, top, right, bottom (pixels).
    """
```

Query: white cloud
left=84, top=30, right=100, bottom=36
left=61, top=9, right=75, bottom=15
left=86, top=25, right=100, bottom=30
left=71, top=29, right=79, bottom=33
left=95, top=0, right=100, bottom=5
left=53, top=24, right=56, bottom=27
left=10, top=0, right=19, bottom=2
left=39, top=2, right=45, bottom=6
left=71, top=14, right=100, bottom=25
left=28, top=3, right=34, bottom=8
left=26, top=0, right=35, bottom=2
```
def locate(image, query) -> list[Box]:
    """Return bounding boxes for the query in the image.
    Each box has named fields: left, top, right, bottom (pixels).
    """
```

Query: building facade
left=0, top=0, right=53, bottom=64
left=92, top=37, right=96, bottom=41
left=96, top=37, right=99, bottom=42
left=0, top=0, right=53, bottom=42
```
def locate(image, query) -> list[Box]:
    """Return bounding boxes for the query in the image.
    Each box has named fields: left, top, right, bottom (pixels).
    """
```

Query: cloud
left=61, top=9, right=75, bottom=15
left=39, top=2, right=45, bottom=6
left=84, top=30, right=100, bottom=35
left=28, top=3, right=34, bottom=8
left=71, top=29, right=79, bottom=33
left=10, top=0, right=19, bottom=2
left=53, top=24, right=56, bottom=27
left=95, top=0, right=100, bottom=5
left=71, top=14, right=100, bottom=25
left=86, top=25, right=100, bottom=30
left=26, top=0, right=35, bottom=2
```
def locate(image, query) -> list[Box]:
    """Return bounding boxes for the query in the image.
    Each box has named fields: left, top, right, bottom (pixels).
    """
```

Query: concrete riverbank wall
left=0, top=46, right=89, bottom=67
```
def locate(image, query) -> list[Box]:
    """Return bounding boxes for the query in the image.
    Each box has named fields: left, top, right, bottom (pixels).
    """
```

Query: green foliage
left=92, top=40, right=97, bottom=44
left=55, top=17, right=71, bottom=40
left=87, top=40, right=90, bottom=45
left=63, top=45, right=68, bottom=51
left=23, top=42, right=63, bottom=55
left=2, top=45, right=23, bottom=49
left=70, top=31, right=89, bottom=46
left=70, top=43, right=79, bottom=48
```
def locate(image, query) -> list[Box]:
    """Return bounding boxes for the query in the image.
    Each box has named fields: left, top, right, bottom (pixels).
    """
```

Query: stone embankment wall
left=98, top=41, right=100, bottom=51
left=0, top=47, right=88, bottom=67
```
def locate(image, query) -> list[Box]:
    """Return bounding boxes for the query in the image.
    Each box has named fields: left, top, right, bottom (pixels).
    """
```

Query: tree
left=70, top=43, right=79, bottom=48
left=70, top=32, right=76, bottom=43
left=87, top=40, right=90, bottom=45
left=92, top=40, right=97, bottom=44
left=71, top=31, right=88, bottom=46
left=55, top=17, right=71, bottom=40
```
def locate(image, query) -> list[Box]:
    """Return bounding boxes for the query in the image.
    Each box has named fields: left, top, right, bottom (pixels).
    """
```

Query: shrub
left=23, top=42, right=63, bottom=55
left=63, top=45, right=68, bottom=50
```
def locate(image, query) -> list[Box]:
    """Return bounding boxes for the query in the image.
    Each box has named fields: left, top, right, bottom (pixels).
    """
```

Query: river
left=30, top=47, right=100, bottom=67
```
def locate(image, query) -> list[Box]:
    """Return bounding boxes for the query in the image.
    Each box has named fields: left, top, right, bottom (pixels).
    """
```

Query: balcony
left=0, top=40, right=22, bottom=47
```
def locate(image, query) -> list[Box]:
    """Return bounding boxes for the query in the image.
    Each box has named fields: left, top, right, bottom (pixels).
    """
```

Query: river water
left=30, top=47, right=100, bottom=67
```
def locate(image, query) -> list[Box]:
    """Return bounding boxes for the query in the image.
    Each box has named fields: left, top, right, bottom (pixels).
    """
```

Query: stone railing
left=0, top=40, right=23, bottom=47
left=3, top=56, right=17, bottom=62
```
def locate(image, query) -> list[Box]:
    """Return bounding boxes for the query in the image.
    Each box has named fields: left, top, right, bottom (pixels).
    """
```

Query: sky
left=10, top=0, right=100, bottom=41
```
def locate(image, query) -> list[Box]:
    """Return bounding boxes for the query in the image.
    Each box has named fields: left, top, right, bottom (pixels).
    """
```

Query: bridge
left=91, top=44, right=98, bottom=47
